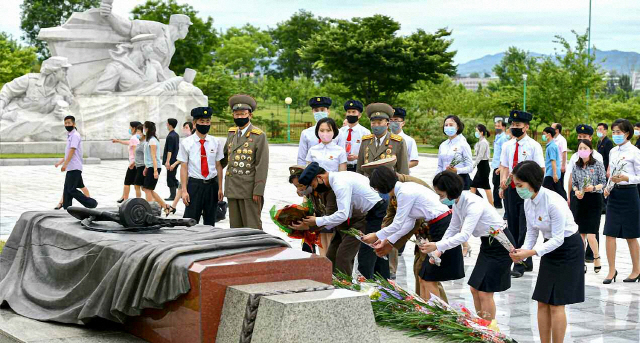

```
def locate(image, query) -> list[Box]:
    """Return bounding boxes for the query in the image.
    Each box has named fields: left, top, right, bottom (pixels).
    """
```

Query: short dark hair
left=64, top=115, right=75, bottom=123
left=288, top=174, right=299, bottom=184
left=597, top=123, right=608, bottom=130
left=144, top=121, right=158, bottom=141
left=495, top=120, right=505, bottom=128
left=612, top=118, right=634, bottom=141
left=512, top=160, right=544, bottom=192
left=576, top=139, right=596, bottom=168
left=432, top=171, right=464, bottom=200
left=476, top=124, right=490, bottom=138
left=443, top=115, right=464, bottom=135
left=543, top=126, right=555, bottom=136
left=553, top=123, right=563, bottom=133
left=167, top=118, right=178, bottom=129
left=315, top=117, right=339, bottom=139
left=370, top=167, right=398, bottom=194
left=183, top=121, right=193, bottom=130
left=135, top=124, right=144, bottom=133
left=635, top=122, right=640, bottom=129
left=130, top=121, right=141, bottom=128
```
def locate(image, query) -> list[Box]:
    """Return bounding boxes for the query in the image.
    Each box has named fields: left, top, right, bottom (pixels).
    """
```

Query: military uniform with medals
left=221, top=95, right=269, bottom=229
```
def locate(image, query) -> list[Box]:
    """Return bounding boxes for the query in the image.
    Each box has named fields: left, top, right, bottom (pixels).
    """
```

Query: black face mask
left=234, top=117, right=250, bottom=128
left=346, top=115, right=359, bottom=124
left=195, top=124, right=210, bottom=135
left=495, top=129, right=503, bottom=134
left=65, top=125, right=74, bottom=132
left=511, top=127, right=524, bottom=138
left=314, top=179, right=330, bottom=193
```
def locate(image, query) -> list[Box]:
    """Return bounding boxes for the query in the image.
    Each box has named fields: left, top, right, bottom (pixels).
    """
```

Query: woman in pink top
left=112, top=121, right=142, bottom=202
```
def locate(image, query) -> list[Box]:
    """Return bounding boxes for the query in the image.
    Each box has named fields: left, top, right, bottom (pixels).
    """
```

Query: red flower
left=357, top=276, right=366, bottom=283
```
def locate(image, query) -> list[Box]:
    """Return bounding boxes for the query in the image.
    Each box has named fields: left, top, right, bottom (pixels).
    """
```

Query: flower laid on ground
left=269, top=199, right=322, bottom=248
left=332, top=272, right=517, bottom=343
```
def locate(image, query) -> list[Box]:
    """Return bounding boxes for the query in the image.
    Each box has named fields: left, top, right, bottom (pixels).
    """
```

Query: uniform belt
left=189, top=177, right=217, bottom=184
left=614, top=184, right=637, bottom=189
left=428, top=210, right=452, bottom=226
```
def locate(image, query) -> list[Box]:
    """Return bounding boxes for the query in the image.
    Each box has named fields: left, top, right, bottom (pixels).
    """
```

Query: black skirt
left=604, top=186, right=640, bottom=239
left=532, top=233, right=585, bottom=305
left=143, top=168, right=162, bottom=190
left=470, top=160, right=491, bottom=189
left=134, top=166, right=145, bottom=186
left=468, top=233, right=514, bottom=293
left=124, top=166, right=137, bottom=185
left=575, top=192, right=603, bottom=234
left=419, top=214, right=465, bottom=282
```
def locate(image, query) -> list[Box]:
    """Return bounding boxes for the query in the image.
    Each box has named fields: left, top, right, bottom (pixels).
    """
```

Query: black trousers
left=358, top=200, right=390, bottom=279
left=166, top=166, right=179, bottom=188
left=557, top=171, right=568, bottom=200
left=183, top=177, right=218, bottom=225
left=492, top=169, right=502, bottom=208
left=506, top=186, right=532, bottom=273
left=346, top=164, right=357, bottom=172
left=62, top=170, right=97, bottom=209
left=543, top=176, right=564, bottom=196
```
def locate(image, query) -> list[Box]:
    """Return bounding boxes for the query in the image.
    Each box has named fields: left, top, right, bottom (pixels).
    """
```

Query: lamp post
left=285, top=97, right=292, bottom=142
left=522, top=74, right=528, bottom=112
left=586, top=0, right=592, bottom=119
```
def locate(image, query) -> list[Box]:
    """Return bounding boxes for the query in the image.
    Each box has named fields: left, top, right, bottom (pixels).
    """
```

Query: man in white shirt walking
left=337, top=100, right=370, bottom=172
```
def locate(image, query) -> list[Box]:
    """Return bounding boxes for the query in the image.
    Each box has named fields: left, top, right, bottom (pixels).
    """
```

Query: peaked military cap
left=191, top=106, right=213, bottom=119
left=308, top=97, right=332, bottom=109
left=289, top=165, right=305, bottom=177
left=366, top=103, right=394, bottom=120
left=229, top=94, right=257, bottom=112
left=392, top=107, right=407, bottom=119
left=299, top=162, right=321, bottom=186
left=343, top=100, right=363, bottom=112
left=170, top=14, right=193, bottom=26
left=362, top=156, right=397, bottom=171
left=509, top=110, right=533, bottom=123
left=575, top=124, right=594, bottom=135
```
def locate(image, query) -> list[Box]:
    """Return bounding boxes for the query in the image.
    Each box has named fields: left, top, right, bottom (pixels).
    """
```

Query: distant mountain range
left=457, top=49, right=640, bottom=76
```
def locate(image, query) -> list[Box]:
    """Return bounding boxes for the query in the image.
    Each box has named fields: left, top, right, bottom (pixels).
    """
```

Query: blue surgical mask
left=129, top=128, right=132, bottom=135
left=516, top=186, right=534, bottom=200
left=440, top=198, right=456, bottom=206
left=474, top=131, right=480, bottom=139
left=444, top=126, right=457, bottom=137
left=635, top=130, right=640, bottom=137
left=541, top=135, right=548, bottom=142
left=612, top=134, right=625, bottom=145
left=596, top=132, right=604, bottom=138
left=135, top=134, right=141, bottom=139
left=389, top=122, right=402, bottom=134
left=372, top=125, right=387, bottom=137
left=314, top=111, right=328, bottom=122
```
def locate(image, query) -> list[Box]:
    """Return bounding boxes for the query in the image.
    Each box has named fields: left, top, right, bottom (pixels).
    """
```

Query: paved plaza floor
left=1, top=145, right=639, bottom=342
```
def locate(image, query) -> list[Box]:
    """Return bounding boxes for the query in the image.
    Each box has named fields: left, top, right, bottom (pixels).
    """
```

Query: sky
left=2, top=0, right=639, bottom=64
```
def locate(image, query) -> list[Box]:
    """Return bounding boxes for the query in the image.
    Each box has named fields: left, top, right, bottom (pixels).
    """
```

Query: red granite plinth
left=124, top=247, right=332, bottom=343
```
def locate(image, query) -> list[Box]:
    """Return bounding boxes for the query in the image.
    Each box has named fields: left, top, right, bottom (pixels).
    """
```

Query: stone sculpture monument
left=0, top=0, right=207, bottom=152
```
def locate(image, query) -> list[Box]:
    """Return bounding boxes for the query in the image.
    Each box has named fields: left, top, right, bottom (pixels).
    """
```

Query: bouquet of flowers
left=333, top=272, right=516, bottom=342
left=574, top=175, right=591, bottom=196
left=410, top=237, right=441, bottom=266
left=270, top=199, right=321, bottom=248
left=605, top=159, right=627, bottom=194
left=341, top=228, right=388, bottom=260
left=488, top=225, right=524, bottom=265
left=449, top=152, right=470, bottom=168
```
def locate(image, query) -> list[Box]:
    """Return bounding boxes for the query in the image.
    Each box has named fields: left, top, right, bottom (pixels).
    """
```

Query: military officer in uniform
left=297, top=96, right=332, bottom=165
left=356, top=103, right=409, bottom=176
left=221, top=94, right=269, bottom=229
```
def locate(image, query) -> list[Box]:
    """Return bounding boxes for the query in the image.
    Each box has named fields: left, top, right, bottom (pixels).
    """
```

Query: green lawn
left=0, top=153, right=64, bottom=159
left=253, top=103, right=316, bottom=123
left=417, top=147, right=439, bottom=154
left=0, top=241, right=4, bottom=254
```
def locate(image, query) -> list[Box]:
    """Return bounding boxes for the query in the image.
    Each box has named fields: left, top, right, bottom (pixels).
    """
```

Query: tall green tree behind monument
left=132, top=0, right=219, bottom=74
left=300, top=15, right=456, bottom=104
left=0, top=32, right=38, bottom=86
left=20, top=0, right=100, bottom=59
left=215, top=24, right=275, bottom=76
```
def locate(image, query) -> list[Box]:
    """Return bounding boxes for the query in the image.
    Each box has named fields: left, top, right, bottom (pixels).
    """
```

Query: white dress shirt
left=376, top=182, right=450, bottom=244
left=436, top=192, right=504, bottom=252
left=177, top=134, right=224, bottom=180
left=608, top=141, right=640, bottom=185
left=500, top=135, right=545, bottom=171
left=315, top=172, right=382, bottom=230
left=565, top=150, right=603, bottom=176
left=522, top=187, right=578, bottom=257
left=436, top=135, right=473, bottom=174
left=554, top=134, right=568, bottom=166
left=399, top=131, right=419, bottom=161
left=337, top=123, right=371, bottom=166
left=297, top=126, right=321, bottom=165
left=306, top=141, right=348, bottom=172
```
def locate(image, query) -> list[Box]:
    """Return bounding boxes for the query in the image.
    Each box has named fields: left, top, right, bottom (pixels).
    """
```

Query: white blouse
left=376, top=182, right=450, bottom=244
left=500, top=135, right=545, bottom=172
left=436, top=191, right=504, bottom=252
left=306, top=141, right=347, bottom=172
left=436, top=135, right=473, bottom=174
left=522, top=187, right=578, bottom=257
left=608, top=141, right=640, bottom=185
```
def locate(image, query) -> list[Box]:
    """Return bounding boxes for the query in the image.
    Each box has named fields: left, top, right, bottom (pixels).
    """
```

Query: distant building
left=453, top=77, right=498, bottom=91
left=631, top=71, right=640, bottom=91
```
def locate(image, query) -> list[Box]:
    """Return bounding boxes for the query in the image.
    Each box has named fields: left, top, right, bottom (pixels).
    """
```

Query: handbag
left=216, top=201, right=228, bottom=221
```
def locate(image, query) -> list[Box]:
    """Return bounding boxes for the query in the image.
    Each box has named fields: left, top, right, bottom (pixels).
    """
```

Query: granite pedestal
left=124, top=247, right=332, bottom=343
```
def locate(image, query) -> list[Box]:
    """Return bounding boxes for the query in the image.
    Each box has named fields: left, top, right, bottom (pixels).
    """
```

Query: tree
left=132, top=0, right=219, bottom=74
left=483, top=72, right=491, bottom=78
left=193, top=63, right=240, bottom=119
left=270, top=10, right=328, bottom=79
left=0, top=32, right=38, bottom=85
left=20, top=0, right=100, bottom=59
left=619, top=74, right=633, bottom=93
left=215, top=24, right=275, bottom=75
left=300, top=15, right=456, bottom=104
left=469, top=72, right=480, bottom=78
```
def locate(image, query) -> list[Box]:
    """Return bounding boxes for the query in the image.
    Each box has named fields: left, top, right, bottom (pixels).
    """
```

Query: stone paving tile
left=2, top=145, right=640, bottom=341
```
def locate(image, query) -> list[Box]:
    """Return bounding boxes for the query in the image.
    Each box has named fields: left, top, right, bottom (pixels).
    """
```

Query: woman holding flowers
left=508, top=161, right=584, bottom=343
left=571, top=139, right=606, bottom=274
left=436, top=115, right=473, bottom=190
left=420, top=170, right=514, bottom=321
left=602, top=119, right=640, bottom=284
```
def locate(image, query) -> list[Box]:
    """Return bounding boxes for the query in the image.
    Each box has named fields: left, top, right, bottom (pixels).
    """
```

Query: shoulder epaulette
left=251, top=128, right=263, bottom=135
left=228, top=127, right=238, bottom=133
left=362, top=134, right=374, bottom=140
left=390, top=134, right=403, bottom=142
